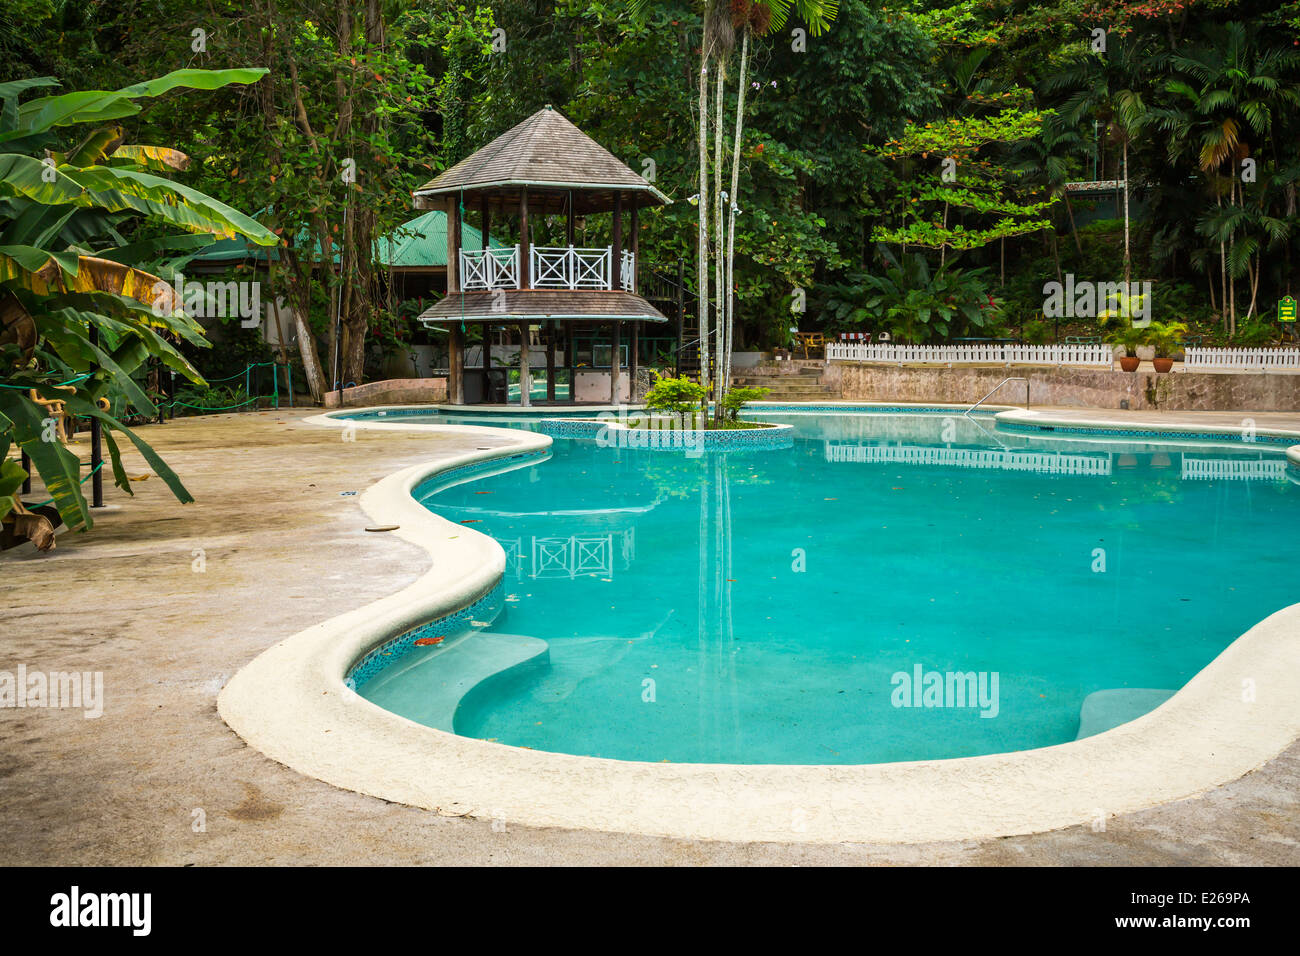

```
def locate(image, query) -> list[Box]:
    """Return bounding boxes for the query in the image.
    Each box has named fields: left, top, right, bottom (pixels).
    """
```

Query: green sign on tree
left=1281, top=296, right=1297, bottom=324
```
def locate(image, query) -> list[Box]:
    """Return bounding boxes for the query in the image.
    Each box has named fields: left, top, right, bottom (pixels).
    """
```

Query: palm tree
left=1045, top=35, right=1152, bottom=291
left=715, top=0, right=837, bottom=421
left=634, top=0, right=836, bottom=420
left=1154, top=21, right=1300, bottom=333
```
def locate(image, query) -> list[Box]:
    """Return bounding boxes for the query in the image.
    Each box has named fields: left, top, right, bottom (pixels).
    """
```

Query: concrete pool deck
left=2, top=405, right=1299, bottom=863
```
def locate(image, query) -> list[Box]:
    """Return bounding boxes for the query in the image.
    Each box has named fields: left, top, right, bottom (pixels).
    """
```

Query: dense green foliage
left=0, top=68, right=276, bottom=535
left=6, top=0, right=1300, bottom=363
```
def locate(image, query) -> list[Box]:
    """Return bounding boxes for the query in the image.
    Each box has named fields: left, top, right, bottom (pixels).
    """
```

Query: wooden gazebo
left=413, top=106, right=671, bottom=405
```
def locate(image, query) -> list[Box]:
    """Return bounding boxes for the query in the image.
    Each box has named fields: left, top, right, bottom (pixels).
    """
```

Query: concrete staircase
left=731, top=361, right=841, bottom=402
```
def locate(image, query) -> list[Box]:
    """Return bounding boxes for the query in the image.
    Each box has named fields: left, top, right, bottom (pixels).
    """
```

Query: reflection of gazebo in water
left=413, top=106, right=671, bottom=405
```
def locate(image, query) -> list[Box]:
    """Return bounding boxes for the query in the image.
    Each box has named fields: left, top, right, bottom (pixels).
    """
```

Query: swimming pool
left=351, top=409, right=1300, bottom=765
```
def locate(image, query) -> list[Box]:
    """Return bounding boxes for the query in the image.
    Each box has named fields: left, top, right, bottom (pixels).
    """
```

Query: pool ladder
left=964, top=376, right=1029, bottom=417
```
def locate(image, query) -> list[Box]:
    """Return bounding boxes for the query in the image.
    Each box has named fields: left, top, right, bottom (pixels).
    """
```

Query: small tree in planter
left=1106, top=322, right=1148, bottom=371
left=644, top=374, right=708, bottom=428
left=1145, top=321, right=1187, bottom=373
left=720, top=386, right=770, bottom=422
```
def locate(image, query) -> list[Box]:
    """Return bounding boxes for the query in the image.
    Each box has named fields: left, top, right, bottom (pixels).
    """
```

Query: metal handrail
left=964, top=376, right=1029, bottom=417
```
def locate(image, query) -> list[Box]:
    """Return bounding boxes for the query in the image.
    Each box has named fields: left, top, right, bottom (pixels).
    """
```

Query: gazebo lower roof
left=418, top=290, right=668, bottom=324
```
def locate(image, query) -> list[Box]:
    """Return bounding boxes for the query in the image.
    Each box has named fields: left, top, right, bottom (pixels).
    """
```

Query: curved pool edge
left=219, top=407, right=1300, bottom=845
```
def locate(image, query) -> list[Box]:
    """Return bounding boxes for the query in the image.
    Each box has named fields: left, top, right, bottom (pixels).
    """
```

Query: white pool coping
left=218, top=407, right=1300, bottom=844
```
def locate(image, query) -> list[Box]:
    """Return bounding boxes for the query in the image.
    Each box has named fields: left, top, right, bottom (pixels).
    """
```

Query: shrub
left=720, top=386, right=769, bottom=421
left=1021, top=319, right=1051, bottom=345
left=644, top=374, right=707, bottom=425
left=1231, top=320, right=1275, bottom=348
left=1145, top=321, right=1187, bottom=358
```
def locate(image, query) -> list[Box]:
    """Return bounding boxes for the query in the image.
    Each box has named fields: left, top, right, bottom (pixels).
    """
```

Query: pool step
left=360, top=631, right=549, bottom=732
left=1075, top=688, right=1176, bottom=739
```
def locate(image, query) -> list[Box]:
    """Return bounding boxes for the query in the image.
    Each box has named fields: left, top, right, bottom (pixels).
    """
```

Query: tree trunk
left=1063, top=193, right=1083, bottom=256
left=1122, top=138, right=1131, bottom=290
left=712, top=57, right=727, bottom=416
left=696, top=57, right=710, bottom=402
left=1228, top=179, right=1237, bottom=336
left=722, top=29, right=749, bottom=417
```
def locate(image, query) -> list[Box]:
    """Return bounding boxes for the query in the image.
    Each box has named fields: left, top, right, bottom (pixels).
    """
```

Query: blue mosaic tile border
left=997, top=419, right=1298, bottom=446
left=533, top=417, right=795, bottom=450
left=335, top=406, right=610, bottom=421
left=347, top=581, right=506, bottom=689
left=749, top=403, right=1000, bottom=415
left=411, top=450, right=547, bottom=499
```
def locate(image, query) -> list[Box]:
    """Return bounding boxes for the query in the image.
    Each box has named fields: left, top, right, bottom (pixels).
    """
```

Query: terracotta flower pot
left=1119, top=356, right=1141, bottom=372
left=1152, top=357, right=1174, bottom=373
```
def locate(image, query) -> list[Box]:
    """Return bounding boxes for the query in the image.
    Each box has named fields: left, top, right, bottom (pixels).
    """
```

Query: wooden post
left=519, top=188, right=530, bottom=289
left=449, top=324, right=465, bottom=405
left=480, top=196, right=489, bottom=251
left=484, top=324, right=492, bottom=401
left=566, top=191, right=575, bottom=246
left=518, top=323, right=531, bottom=407
left=610, top=320, right=621, bottom=403
left=546, top=320, right=556, bottom=402
left=629, top=320, right=639, bottom=398
left=611, top=193, right=623, bottom=291
left=447, top=196, right=461, bottom=293
left=630, top=203, right=639, bottom=294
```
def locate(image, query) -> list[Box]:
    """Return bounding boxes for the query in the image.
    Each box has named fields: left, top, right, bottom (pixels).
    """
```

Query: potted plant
left=1146, top=321, right=1187, bottom=373
left=1106, top=322, right=1147, bottom=372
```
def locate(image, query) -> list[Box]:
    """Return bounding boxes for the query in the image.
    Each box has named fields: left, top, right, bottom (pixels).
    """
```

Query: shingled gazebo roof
left=419, top=290, right=668, bottom=325
left=412, top=106, right=670, bottom=214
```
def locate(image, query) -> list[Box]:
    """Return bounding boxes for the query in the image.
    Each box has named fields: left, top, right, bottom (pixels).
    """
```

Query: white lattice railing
left=460, top=245, right=519, bottom=290
left=1184, top=347, right=1300, bottom=370
left=1181, top=458, right=1287, bottom=481
left=825, top=342, right=1114, bottom=366
left=825, top=442, right=1113, bottom=476
left=530, top=245, right=614, bottom=290
left=620, top=249, right=636, bottom=292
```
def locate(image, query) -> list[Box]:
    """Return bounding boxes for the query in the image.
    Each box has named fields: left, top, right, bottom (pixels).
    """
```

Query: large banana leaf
left=0, top=154, right=89, bottom=204
left=38, top=320, right=156, bottom=413
left=2, top=69, right=270, bottom=143
left=0, top=388, right=90, bottom=529
left=109, top=145, right=191, bottom=172
left=63, top=165, right=277, bottom=243
left=62, top=393, right=195, bottom=505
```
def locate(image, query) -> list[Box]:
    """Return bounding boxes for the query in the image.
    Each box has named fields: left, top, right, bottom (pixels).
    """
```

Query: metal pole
left=332, top=200, right=348, bottom=404
left=89, top=325, right=103, bottom=508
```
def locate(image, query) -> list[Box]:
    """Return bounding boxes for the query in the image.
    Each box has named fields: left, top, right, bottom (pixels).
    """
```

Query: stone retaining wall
left=323, top=377, right=447, bottom=408
left=825, top=363, right=1300, bottom=411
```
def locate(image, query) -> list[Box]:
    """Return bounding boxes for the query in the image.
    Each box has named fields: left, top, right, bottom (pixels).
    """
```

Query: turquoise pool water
left=356, top=410, right=1300, bottom=764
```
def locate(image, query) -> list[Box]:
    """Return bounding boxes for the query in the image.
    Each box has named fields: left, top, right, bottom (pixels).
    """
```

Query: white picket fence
left=1183, top=347, right=1300, bottom=370
left=1181, top=458, right=1287, bottom=481
left=825, top=443, right=1113, bottom=476
left=826, top=342, right=1114, bottom=366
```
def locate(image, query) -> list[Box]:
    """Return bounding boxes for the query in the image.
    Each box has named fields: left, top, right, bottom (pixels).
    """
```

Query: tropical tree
left=1152, top=21, right=1300, bottom=331
left=0, top=69, right=277, bottom=543
left=1045, top=30, right=1153, bottom=291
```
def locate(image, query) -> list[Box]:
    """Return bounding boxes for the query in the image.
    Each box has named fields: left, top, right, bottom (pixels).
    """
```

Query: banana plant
left=0, top=69, right=278, bottom=539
